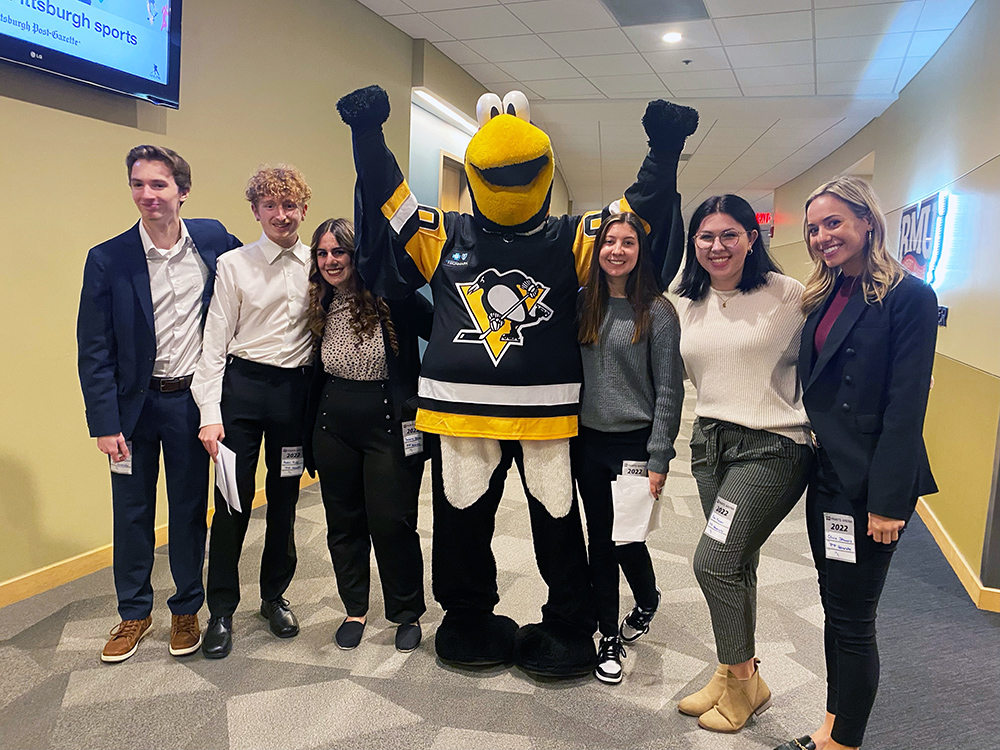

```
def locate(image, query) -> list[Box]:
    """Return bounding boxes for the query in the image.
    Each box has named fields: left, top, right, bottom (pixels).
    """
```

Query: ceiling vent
left=599, top=0, right=709, bottom=27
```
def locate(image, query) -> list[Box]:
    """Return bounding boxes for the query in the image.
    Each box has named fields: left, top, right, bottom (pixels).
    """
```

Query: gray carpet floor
left=1, top=384, right=997, bottom=749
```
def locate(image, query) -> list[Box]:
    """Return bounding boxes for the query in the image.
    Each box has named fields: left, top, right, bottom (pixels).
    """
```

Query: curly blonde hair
left=245, top=164, right=311, bottom=206
left=802, top=175, right=905, bottom=315
left=306, top=218, right=398, bottom=355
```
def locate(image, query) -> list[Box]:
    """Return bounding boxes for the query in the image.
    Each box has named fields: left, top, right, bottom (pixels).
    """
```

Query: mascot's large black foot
left=435, top=609, right=518, bottom=667
left=513, top=621, right=596, bottom=679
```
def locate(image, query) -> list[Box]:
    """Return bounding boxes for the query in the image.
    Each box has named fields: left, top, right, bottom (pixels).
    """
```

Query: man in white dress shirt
left=77, top=145, right=241, bottom=663
left=192, top=165, right=313, bottom=658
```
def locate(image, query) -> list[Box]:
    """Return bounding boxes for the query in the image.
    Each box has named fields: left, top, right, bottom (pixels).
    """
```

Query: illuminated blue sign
left=899, top=192, right=948, bottom=286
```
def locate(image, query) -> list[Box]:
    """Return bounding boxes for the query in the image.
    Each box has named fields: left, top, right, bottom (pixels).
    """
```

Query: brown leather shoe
left=101, top=616, right=152, bottom=663
left=169, top=614, right=203, bottom=656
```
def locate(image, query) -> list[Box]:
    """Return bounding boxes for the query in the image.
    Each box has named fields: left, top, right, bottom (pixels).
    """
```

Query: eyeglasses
left=694, top=230, right=747, bottom=249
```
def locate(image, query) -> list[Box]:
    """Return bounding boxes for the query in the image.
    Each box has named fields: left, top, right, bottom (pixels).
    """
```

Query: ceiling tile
left=815, top=32, right=911, bottom=63
left=658, top=68, right=739, bottom=91
left=433, top=41, right=488, bottom=65
left=907, top=29, right=951, bottom=57
left=624, top=20, right=722, bottom=52
left=896, top=55, right=930, bottom=89
left=675, top=88, right=743, bottom=98
left=643, top=47, right=731, bottom=73
left=462, top=62, right=517, bottom=84
left=464, top=34, right=558, bottom=62
left=539, top=28, right=637, bottom=57
left=714, top=11, right=813, bottom=45
left=423, top=6, right=530, bottom=38
left=736, top=63, right=814, bottom=88
left=814, top=0, right=906, bottom=6
left=355, top=0, right=412, bottom=15
left=383, top=13, right=453, bottom=42
left=498, top=57, right=581, bottom=79
left=404, top=0, right=497, bottom=10
left=726, top=40, right=813, bottom=68
left=742, top=83, right=817, bottom=96
left=818, top=78, right=896, bottom=95
left=706, top=0, right=810, bottom=16
left=506, top=0, right=616, bottom=33
left=817, top=58, right=902, bottom=83
left=916, top=0, right=975, bottom=31
left=815, top=2, right=922, bottom=39
left=569, top=53, right=654, bottom=77
left=524, top=77, right=603, bottom=98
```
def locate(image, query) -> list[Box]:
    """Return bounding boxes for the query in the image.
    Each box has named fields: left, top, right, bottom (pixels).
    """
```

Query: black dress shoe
left=395, top=622, right=421, bottom=653
left=202, top=616, right=232, bottom=659
left=773, top=736, right=816, bottom=750
left=260, top=598, right=299, bottom=638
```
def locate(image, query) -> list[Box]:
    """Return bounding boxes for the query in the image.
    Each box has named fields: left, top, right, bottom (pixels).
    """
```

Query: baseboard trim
left=0, top=476, right=317, bottom=610
left=916, top=498, right=1000, bottom=612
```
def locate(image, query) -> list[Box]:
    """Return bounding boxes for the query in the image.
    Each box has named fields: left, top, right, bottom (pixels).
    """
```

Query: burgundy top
left=814, top=275, right=860, bottom=353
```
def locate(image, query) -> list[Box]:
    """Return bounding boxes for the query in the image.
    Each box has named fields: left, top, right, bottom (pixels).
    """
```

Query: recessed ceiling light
left=663, top=32, right=683, bottom=43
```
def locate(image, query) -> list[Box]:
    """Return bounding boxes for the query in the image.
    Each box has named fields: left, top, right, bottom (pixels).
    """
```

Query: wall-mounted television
left=0, top=0, right=183, bottom=108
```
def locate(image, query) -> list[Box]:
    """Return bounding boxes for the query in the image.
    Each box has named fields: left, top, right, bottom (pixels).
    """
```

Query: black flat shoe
left=773, top=736, right=816, bottom=750
left=260, top=598, right=299, bottom=638
left=395, top=622, right=421, bottom=653
left=202, top=616, right=232, bottom=659
left=335, top=618, right=365, bottom=650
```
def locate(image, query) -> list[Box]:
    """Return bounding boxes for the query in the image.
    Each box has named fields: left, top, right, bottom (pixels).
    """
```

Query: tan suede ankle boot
left=677, top=664, right=727, bottom=716
left=697, top=661, right=772, bottom=733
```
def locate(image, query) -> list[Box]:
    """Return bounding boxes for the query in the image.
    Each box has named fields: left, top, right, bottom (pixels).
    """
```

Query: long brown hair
left=578, top=212, right=665, bottom=346
left=307, top=218, right=398, bottom=354
left=802, top=176, right=905, bottom=315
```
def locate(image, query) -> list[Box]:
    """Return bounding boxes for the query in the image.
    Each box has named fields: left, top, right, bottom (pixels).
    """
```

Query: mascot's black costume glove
left=338, top=84, right=697, bottom=678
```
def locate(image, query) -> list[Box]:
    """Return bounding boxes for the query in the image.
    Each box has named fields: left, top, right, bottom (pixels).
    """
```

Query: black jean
left=571, top=426, right=658, bottom=637
left=312, top=376, right=425, bottom=624
left=806, top=447, right=903, bottom=748
left=206, top=357, right=310, bottom=617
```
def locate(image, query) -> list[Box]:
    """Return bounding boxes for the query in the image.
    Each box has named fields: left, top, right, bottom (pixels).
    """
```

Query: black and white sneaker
left=620, top=586, right=661, bottom=643
left=595, top=635, right=626, bottom=684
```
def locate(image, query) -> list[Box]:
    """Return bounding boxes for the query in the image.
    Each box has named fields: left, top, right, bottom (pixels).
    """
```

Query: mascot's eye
left=502, top=91, right=530, bottom=122
left=476, top=93, right=503, bottom=128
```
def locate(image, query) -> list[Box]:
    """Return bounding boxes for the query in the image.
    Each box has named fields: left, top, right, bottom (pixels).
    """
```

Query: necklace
left=712, top=287, right=740, bottom=307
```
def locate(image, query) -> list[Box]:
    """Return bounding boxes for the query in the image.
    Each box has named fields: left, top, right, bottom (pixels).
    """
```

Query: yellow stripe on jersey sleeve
left=571, top=211, right=602, bottom=286
left=612, top=196, right=651, bottom=234
left=403, top=207, right=447, bottom=282
left=416, top=409, right=578, bottom=441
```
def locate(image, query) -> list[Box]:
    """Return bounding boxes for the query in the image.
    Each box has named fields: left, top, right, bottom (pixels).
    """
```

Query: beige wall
left=772, top=0, right=1000, bottom=577
left=0, top=0, right=422, bottom=582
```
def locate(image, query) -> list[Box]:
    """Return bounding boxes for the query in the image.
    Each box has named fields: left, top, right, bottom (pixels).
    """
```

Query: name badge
left=621, top=460, right=648, bottom=477
left=402, top=420, right=424, bottom=457
left=280, top=446, right=304, bottom=478
left=109, top=442, right=133, bottom=475
left=824, top=512, right=857, bottom=563
left=704, top=496, right=737, bottom=544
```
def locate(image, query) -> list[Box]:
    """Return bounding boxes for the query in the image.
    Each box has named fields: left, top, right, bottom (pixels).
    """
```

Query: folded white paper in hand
left=611, top=474, right=658, bottom=543
left=214, top=442, right=241, bottom=514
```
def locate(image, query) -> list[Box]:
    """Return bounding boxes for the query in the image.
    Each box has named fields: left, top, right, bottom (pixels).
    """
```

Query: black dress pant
left=806, top=447, right=903, bottom=748
left=206, top=357, right=310, bottom=617
left=111, top=388, right=208, bottom=620
left=431, top=438, right=596, bottom=633
left=571, top=426, right=658, bottom=637
left=312, top=376, right=425, bottom=624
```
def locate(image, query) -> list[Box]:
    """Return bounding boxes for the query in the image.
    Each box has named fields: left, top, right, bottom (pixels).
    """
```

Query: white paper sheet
left=611, top=474, right=658, bottom=543
left=215, top=442, right=241, bottom=514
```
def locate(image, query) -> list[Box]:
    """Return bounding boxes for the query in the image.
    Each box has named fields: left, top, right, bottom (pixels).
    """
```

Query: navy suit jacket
left=77, top=218, right=241, bottom=440
left=799, top=273, right=938, bottom=520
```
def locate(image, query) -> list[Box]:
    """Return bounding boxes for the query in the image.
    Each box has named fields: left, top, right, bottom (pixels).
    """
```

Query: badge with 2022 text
left=823, top=512, right=857, bottom=563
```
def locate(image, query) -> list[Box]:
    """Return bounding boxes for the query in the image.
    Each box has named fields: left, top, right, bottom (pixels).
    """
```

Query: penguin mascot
left=337, top=85, right=697, bottom=677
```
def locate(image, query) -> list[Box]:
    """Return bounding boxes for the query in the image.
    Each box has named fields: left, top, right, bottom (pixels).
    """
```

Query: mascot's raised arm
left=338, top=85, right=697, bottom=678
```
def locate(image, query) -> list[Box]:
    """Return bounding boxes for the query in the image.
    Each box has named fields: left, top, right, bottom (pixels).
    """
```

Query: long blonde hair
left=801, top=175, right=905, bottom=314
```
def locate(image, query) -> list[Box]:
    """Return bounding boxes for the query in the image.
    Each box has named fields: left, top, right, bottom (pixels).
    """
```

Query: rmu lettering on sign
left=899, top=192, right=948, bottom=285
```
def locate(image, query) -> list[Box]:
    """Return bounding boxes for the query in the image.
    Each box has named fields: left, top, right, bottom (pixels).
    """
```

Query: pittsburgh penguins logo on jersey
left=454, top=268, right=553, bottom=366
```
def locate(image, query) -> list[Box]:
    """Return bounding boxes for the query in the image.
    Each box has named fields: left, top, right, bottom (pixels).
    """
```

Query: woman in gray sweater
left=572, top=212, right=684, bottom=684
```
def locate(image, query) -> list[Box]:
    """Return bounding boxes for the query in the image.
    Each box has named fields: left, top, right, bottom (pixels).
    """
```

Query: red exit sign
left=756, top=212, right=772, bottom=225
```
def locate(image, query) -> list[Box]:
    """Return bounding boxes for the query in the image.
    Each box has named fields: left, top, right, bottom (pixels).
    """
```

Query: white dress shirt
left=192, top=232, right=313, bottom=426
left=139, top=220, right=209, bottom=379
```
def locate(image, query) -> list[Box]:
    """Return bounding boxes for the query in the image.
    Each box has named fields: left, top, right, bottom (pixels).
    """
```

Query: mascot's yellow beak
left=465, top=99, right=555, bottom=233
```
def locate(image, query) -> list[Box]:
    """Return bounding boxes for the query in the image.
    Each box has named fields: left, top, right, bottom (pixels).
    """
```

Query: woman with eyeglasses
left=673, top=195, right=812, bottom=733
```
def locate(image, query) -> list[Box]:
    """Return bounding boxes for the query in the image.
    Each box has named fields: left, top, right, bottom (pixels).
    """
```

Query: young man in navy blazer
left=77, top=145, right=241, bottom=663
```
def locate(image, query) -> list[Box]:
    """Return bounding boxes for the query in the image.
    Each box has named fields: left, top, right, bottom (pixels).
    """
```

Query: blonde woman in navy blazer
left=775, top=176, right=938, bottom=750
